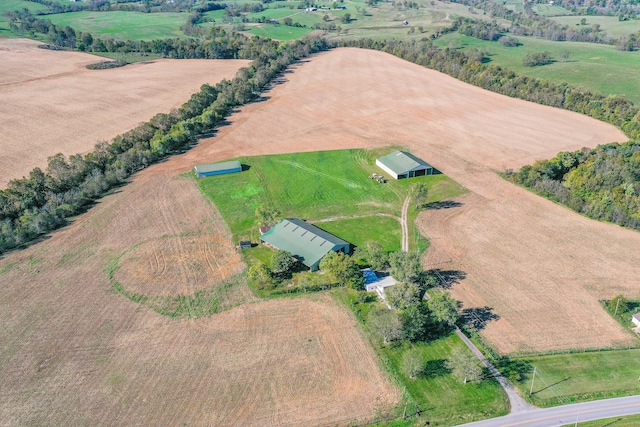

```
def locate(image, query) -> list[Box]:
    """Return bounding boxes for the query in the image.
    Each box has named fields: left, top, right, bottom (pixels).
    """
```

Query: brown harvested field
left=0, top=167, right=398, bottom=425
left=0, top=38, right=249, bottom=186
left=1, top=45, right=639, bottom=425
left=183, top=48, right=638, bottom=354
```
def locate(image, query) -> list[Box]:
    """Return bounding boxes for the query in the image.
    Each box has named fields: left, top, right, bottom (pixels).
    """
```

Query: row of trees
left=507, top=141, right=640, bottom=230
left=0, top=29, right=331, bottom=254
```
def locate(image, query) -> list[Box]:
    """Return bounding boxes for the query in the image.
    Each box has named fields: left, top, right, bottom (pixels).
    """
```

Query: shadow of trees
left=427, top=269, right=467, bottom=289
left=424, top=200, right=463, bottom=210
left=422, top=359, right=450, bottom=378
left=461, top=306, right=500, bottom=331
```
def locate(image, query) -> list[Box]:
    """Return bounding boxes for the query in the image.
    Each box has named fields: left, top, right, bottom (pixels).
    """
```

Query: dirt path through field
left=0, top=38, right=249, bottom=186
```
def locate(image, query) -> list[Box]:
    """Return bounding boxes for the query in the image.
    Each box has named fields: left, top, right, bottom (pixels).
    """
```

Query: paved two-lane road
left=454, top=395, right=640, bottom=427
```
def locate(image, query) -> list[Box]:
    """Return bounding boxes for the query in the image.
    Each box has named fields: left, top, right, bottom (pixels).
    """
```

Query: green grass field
left=0, top=0, right=48, bottom=36
left=383, top=337, right=509, bottom=426
left=197, top=148, right=464, bottom=248
left=531, top=4, right=574, bottom=17
left=44, top=11, right=189, bottom=40
left=317, top=216, right=402, bottom=252
left=510, top=350, right=640, bottom=407
left=336, top=289, right=509, bottom=426
left=246, top=23, right=313, bottom=40
left=433, top=33, right=640, bottom=103
left=562, top=414, right=640, bottom=427
left=552, top=16, right=640, bottom=38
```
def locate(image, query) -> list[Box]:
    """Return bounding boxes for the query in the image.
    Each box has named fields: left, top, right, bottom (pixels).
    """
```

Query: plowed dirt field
left=0, top=38, right=249, bottom=186
left=184, top=48, right=637, bottom=354
left=1, top=46, right=638, bottom=425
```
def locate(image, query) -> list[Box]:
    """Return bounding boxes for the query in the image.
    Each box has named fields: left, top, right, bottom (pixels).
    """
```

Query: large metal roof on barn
left=260, top=218, right=350, bottom=271
left=376, top=150, right=432, bottom=175
left=193, top=160, right=242, bottom=178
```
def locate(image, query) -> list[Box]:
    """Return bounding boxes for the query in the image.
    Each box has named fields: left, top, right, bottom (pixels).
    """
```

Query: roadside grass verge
left=561, top=414, right=640, bottom=427
left=433, top=33, right=640, bottom=104
left=334, top=288, right=509, bottom=427
left=507, top=350, right=640, bottom=407
left=44, top=11, right=189, bottom=40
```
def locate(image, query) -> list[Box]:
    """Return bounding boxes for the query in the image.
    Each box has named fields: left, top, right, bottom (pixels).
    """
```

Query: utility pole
left=615, top=298, right=621, bottom=316
left=529, top=366, right=537, bottom=396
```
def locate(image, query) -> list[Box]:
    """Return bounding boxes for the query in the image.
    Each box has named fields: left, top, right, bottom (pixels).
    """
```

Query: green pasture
left=246, top=23, right=312, bottom=40
left=562, top=414, right=640, bottom=427
left=0, top=0, right=48, bottom=36
left=382, top=336, right=509, bottom=426
left=318, top=216, right=402, bottom=252
left=246, top=8, right=301, bottom=20
left=337, top=286, right=509, bottom=426
left=326, top=0, right=510, bottom=41
left=531, top=4, right=573, bottom=17
left=510, top=350, right=640, bottom=407
left=552, top=15, right=640, bottom=38
left=44, top=11, right=189, bottom=40
left=197, top=148, right=462, bottom=248
left=434, top=33, right=640, bottom=104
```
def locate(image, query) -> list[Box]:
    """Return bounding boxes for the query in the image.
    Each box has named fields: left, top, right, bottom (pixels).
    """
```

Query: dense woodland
left=2, top=0, right=640, bottom=253
left=507, top=142, right=640, bottom=229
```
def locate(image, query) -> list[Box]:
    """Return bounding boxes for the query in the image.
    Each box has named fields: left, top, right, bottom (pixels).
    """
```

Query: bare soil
left=1, top=46, right=637, bottom=425
left=186, top=48, right=636, bottom=354
left=0, top=38, right=249, bottom=186
left=0, top=167, right=397, bottom=425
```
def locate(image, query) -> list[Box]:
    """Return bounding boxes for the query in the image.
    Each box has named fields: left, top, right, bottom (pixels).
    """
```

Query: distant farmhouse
left=260, top=218, right=350, bottom=271
left=376, top=150, right=433, bottom=179
left=193, top=160, right=242, bottom=178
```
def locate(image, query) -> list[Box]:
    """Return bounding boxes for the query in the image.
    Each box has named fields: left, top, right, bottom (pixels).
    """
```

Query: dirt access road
left=0, top=38, right=249, bottom=186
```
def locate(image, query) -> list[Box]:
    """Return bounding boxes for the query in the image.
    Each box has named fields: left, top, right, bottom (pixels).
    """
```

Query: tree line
left=0, top=30, right=331, bottom=254
left=507, top=141, right=640, bottom=229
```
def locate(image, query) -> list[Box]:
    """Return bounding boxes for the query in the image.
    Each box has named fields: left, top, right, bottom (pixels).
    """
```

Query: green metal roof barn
left=193, top=160, right=242, bottom=178
left=260, top=218, right=351, bottom=271
left=375, top=150, right=433, bottom=179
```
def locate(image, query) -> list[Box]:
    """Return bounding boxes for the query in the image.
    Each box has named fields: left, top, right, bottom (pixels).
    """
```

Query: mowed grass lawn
left=335, top=288, right=509, bottom=426
left=511, top=349, right=640, bottom=407
left=562, top=414, right=640, bottom=427
left=383, top=336, right=509, bottom=426
left=198, top=148, right=464, bottom=245
left=318, top=216, right=402, bottom=252
left=434, top=33, right=640, bottom=103
left=45, top=11, right=189, bottom=40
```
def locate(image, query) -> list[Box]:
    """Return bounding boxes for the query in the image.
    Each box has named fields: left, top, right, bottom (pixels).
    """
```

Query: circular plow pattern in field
left=115, top=235, right=244, bottom=296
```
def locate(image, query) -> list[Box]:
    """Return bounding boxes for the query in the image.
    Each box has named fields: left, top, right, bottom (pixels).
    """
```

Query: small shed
left=375, top=150, right=433, bottom=180
left=193, top=160, right=242, bottom=178
left=632, top=313, right=640, bottom=328
left=239, top=240, right=252, bottom=250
